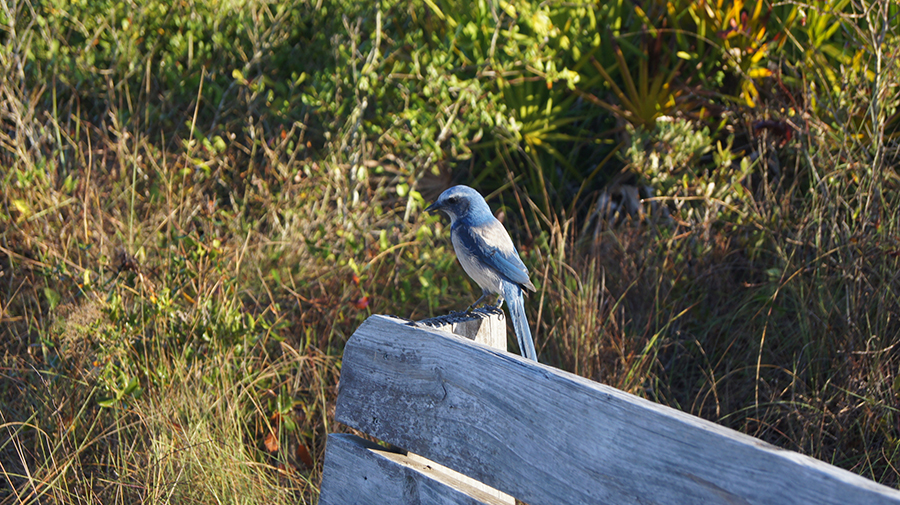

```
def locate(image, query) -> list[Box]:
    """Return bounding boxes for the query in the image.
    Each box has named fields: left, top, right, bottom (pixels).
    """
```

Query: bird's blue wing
left=453, top=220, right=535, bottom=291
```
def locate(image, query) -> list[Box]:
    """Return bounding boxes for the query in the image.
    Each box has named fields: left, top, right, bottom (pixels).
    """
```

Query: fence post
left=407, top=308, right=516, bottom=505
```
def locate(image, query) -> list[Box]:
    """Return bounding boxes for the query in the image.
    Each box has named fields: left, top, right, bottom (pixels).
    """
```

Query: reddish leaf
left=264, top=431, right=279, bottom=453
left=353, top=296, right=370, bottom=309
left=297, top=443, right=314, bottom=468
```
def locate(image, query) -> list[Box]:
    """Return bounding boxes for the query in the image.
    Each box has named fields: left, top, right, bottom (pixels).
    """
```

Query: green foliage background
left=1, top=0, right=899, bottom=502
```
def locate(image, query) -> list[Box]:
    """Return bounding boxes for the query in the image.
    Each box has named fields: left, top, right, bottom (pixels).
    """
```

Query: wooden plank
left=336, top=315, right=900, bottom=505
left=320, top=312, right=513, bottom=505
left=319, top=433, right=509, bottom=505
left=404, top=310, right=516, bottom=505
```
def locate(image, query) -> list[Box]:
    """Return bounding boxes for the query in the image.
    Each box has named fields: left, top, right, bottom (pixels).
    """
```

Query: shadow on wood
left=321, top=433, right=510, bottom=505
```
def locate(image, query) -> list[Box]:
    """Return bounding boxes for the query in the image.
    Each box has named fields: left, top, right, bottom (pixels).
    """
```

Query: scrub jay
left=425, top=185, right=537, bottom=361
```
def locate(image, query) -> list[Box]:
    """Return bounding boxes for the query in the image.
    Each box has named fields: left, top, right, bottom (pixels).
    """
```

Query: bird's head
left=425, top=185, right=491, bottom=225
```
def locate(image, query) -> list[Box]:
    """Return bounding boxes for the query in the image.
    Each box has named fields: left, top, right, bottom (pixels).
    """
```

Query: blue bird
left=425, top=185, right=537, bottom=361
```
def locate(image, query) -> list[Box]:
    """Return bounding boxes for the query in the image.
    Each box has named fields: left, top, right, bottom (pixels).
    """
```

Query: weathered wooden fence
left=319, top=312, right=900, bottom=505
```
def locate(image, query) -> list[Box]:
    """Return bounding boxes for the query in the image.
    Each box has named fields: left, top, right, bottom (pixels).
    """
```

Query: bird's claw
left=465, top=303, right=503, bottom=316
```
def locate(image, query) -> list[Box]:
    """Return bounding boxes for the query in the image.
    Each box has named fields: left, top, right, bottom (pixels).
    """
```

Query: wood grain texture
left=319, top=433, right=508, bottom=505
left=404, top=311, right=515, bottom=504
left=336, top=315, right=900, bottom=505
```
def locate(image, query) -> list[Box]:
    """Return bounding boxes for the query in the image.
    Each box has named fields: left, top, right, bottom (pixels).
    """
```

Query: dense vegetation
left=1, top=0, right=898, bottom=502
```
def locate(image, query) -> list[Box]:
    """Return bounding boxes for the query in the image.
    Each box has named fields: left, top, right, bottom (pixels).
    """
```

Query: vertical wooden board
left=335, top=315, right=900, bottom=505
left=319, top=434, right=508, bottom=505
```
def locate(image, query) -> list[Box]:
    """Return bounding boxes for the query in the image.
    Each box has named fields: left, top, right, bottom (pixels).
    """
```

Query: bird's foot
left=465, top=293, right=491, bottom=314
left=467, top=303, right=503, bottom=316
left=465, top=302, right=488, bottom=313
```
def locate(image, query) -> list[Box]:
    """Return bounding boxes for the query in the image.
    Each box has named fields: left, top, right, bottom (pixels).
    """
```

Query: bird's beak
left=425, top=201, right=441, bottom=214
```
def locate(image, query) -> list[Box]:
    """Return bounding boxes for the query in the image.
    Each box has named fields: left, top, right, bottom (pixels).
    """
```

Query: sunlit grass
left=2, top=0, right=899, bottom=502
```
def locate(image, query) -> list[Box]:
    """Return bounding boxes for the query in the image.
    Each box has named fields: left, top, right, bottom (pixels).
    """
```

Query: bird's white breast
left=451, top=230, right=504, bottom=294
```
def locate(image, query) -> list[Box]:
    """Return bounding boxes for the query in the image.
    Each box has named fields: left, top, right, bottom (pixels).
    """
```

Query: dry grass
left=2, top=0, right=899, bottom=502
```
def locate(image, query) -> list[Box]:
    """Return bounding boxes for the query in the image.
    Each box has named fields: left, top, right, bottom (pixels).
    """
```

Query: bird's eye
left=447, top=196, right=458, bottom=204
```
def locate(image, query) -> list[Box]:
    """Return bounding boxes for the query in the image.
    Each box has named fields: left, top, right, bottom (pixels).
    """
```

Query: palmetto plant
left=573, top=36, right=683, bottom=131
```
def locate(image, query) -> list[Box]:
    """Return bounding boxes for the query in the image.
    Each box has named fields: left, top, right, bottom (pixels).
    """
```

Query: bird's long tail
left=502, top=283, right=537, bottom=361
